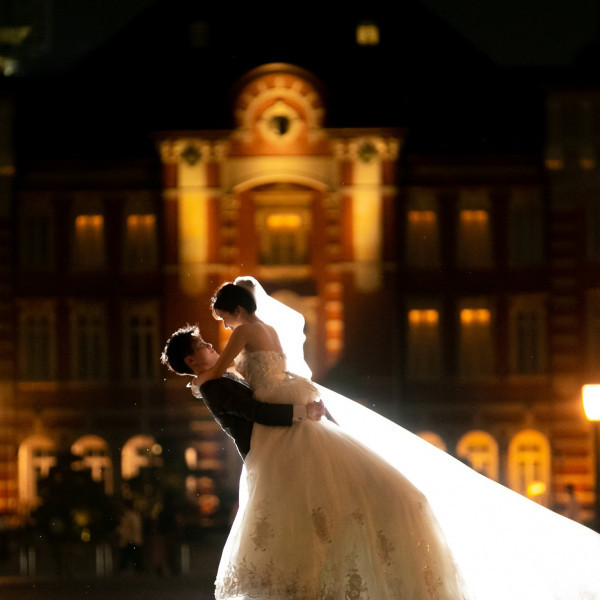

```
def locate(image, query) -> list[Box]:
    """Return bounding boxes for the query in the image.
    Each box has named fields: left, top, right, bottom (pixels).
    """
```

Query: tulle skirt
left=215, top=418, right=470, bottom=600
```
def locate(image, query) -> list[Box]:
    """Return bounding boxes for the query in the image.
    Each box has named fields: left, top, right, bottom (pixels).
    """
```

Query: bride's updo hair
left=211, top=282, right=257, bottom=316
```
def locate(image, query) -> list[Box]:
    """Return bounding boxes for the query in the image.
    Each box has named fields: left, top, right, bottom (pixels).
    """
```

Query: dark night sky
left=32, top=0, right=600, bottom=73
left=8, top=0, right=599, bottom=160
left=420, top=0, right=599, bottom=66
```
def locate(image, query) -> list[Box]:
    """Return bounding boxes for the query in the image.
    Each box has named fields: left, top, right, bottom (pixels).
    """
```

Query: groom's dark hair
left=161, top=324, right=198, bottom=376
left=212, top=282, right=257, bottom=315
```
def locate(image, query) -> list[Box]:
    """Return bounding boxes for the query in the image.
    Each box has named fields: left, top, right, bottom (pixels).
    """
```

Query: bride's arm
left=194, top=326, right=249, bottom=385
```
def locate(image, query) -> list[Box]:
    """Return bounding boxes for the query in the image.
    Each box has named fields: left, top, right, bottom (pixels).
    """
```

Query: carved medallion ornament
left=232, top=64, right=326, bottom=147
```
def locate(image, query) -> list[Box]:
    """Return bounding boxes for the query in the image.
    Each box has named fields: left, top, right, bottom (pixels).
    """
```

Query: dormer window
left=356, top=21, right=380, bottom=46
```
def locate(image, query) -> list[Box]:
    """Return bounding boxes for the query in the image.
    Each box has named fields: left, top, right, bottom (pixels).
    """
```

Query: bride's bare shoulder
left=241, top=321, right=282, bottom=353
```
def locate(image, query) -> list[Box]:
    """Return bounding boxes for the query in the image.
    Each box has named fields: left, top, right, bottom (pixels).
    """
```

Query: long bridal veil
left=318, top=384, right=600, bottom=600
left=235, top=276, right=600, bottom=600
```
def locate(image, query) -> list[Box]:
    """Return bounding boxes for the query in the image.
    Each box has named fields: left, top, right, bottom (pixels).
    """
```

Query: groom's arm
left=199, top=377, right=295, bottom=426
left=199, top=377, right=298, bottom=460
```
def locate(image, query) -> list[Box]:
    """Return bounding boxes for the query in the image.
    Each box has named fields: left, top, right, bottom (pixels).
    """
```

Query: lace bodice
left=234, top=351, right=318, bottom=405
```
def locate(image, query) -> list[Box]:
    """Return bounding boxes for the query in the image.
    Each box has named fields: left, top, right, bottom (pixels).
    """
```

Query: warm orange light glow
left=74, top=214, right=104, bottom=268
left=409, top=309, right=439, bottom=325
left=356, top=23, right=380, bottom=45
left=527, top=481, right=547, bottom=497
left=583, top=384, right=600, bottom=421
left=266, top=213, right=302, bottom=230
left=545, top=158, right=564, bottom=171
left=127, top=214, right=156, bottom=229
left=580, top=158, right=596, bottom=170
left=460, top=308, right=490, bottom=325
left=460, top=210, right=488, bottom=224
left=408, top=210, right=436, bottom=224
left=326, top=319, right=344, bottom=336
left=75, top=214, right=103, bottom=230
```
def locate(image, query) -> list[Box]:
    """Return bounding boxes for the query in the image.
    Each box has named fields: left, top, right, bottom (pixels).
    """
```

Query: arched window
left=18, top=435, right=56, bottom=509
left=121, top=434, right=160, bottom=480
left=71, top=435, right=113, bottom=494
left=456, top=430, right=499, bottom=480
left=417, top=431, right=447, bottom=452
left=508, top=429, right=551, bottom=506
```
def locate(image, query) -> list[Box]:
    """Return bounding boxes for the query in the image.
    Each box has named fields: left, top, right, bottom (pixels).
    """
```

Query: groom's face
left=189, top=335, right=219, bottom=373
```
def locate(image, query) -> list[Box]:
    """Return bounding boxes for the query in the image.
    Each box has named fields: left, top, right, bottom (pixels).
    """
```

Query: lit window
left=456, top=431, right=499, bottom=480
left=545, top=157, right=564, bottom=170
left=18, top=302, right=56, bottom=380
left=121, top=435, right=158, bottom=480
left=257, top=210, right=309, bottom=265
left=508, top=430, right=551, bottom=506
left=458, top=209, right=491, bottom=267
left=18, top=435, right=56, bottom=509
left=124, top=214, right=157, bottom=271
left=70, top=303, right=108, bottom=380
left=509, top=296, right=546, bottom=375
left=459, top=304, right=494, bottom=377
left=73, top=214, right=105, bottom=270
left=407, top=308, right=441, bottom=379
left=406, top=209, right=440, bottom=267
left=356, top=21, right=380, bottom=45
left=71, top=435, right=113, bottom=495
left=457, top=190, right=492, bottom=268
left=123, top=302, right=159, bottom=380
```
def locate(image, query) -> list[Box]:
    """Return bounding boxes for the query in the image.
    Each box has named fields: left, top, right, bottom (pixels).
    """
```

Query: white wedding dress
left=215, top=277, right=600, bottom=600
left=215, top=351, right=471, bottom=600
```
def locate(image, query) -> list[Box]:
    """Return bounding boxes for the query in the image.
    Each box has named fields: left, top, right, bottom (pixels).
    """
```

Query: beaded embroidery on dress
left=215, top=351, right=470, bottom=600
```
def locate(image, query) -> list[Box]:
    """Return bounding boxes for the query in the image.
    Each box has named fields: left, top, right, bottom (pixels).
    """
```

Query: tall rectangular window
left=18, top=302, right=56, bottom=380
left=70, top=303, right=108, bottom=380
left=124, top=213, right=158, bottom=271
left=509, top=296, right=546, bottom=375
left=123, top=302, right=159, bottom=381
left=586, top=291, right=600, bottom=372
left=509, top=189, right=543, bottom=266
left=406, top=190, right=440, bottom=268
left=587, top=201, right=600, bottom=261
left=406, top=308, right=441, bottom=379
left=73, top=214, right=105, bottom=270
left=18, top=200, right=55, bottom=270
left=457, top=190, right=492, bottom=268
left=257, top=210, right=310, bottom=265
left=459, top=301, right=494, bottom=377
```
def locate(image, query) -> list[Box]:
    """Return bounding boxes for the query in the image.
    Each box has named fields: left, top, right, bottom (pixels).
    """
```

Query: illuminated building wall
left=157, top=64, right=404, bottom=385
left=0, top=93, right=16, bottom=513
left=3, top=45, right=600, bottom=528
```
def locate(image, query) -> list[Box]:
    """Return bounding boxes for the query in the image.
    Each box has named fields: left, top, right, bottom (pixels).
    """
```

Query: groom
left=161, top=324, right=325, bottom=459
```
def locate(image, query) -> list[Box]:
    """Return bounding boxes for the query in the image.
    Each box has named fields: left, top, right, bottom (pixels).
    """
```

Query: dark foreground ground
left=0, top=574, right=218, bottom=600
left=0, top=531, right=228, bottom=600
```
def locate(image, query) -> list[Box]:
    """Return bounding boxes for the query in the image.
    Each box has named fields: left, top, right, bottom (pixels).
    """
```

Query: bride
left=194, top=280, right=469, bottom=599
left=194, top=277, right=600, bottom=600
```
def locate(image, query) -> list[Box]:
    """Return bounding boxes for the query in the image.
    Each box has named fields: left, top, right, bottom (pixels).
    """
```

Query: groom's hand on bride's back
left=306, top=400, right=326, bottom=421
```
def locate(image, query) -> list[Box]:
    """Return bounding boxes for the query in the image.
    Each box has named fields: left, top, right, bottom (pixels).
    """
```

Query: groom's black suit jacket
left=199, top=377, right=293, bottom=460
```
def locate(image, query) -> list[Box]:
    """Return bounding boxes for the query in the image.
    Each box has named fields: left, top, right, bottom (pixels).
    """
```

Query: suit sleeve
left=199, top=378, right=294, bottom=426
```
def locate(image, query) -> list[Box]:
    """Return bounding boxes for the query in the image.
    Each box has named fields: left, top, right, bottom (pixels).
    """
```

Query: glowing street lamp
left=582, top=384, right=600, bottom=530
